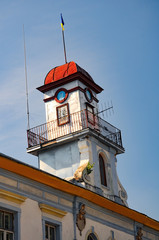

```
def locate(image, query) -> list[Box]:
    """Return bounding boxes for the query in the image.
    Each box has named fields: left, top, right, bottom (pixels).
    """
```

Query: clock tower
left=27, top=61, right=128, bottom=206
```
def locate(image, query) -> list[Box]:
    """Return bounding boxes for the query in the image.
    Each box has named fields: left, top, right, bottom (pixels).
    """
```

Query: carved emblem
left=76, top=204, right=86, bottom=236
left=136, top=227, right=143, bottom=240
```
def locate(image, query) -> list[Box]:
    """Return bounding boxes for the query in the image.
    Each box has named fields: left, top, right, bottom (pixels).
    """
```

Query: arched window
left=87, top=233, right=98, bottom=240
left=99, top=154, right=107, bottom=187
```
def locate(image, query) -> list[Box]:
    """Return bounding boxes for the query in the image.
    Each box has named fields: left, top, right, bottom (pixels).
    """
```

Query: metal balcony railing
left=27, top=109, right=123, bottom=149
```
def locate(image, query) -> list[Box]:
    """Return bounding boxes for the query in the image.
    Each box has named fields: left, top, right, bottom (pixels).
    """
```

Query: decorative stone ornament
left=82, top=168, right=91, bottom=183
left=74, top=161, right=94, bottom=182
left=76, top=203, right=86, bottom=236
left=136, top=227, right=143, bottom=240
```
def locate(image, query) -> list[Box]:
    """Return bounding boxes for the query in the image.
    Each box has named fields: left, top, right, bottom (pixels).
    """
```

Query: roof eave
left=37, top=72, right=103, bottom=94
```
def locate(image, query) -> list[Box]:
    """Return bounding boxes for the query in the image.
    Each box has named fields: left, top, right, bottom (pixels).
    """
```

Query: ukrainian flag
left=61, top=14, right=64, bottom=31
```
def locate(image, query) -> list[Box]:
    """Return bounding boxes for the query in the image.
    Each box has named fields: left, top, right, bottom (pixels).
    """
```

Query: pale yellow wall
left=62, top=212, right=74, bottom=240
left=77, top=218, right=135, bottom=240
left=143, top=230, right=157, bottom=240
left=21, top=198, right=43, bottom=240
left=85, top=206, right=133, bottom=231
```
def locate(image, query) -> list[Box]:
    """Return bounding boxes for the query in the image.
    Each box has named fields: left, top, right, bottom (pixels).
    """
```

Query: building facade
left=0, top=61, right=159, bottom=240
left=0, top=153, right=159, bottom=240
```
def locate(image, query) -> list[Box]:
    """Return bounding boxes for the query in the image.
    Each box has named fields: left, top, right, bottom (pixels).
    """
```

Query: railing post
left=119, top=131, right=122, bottom=147
left=84, top=109, right=88, bottom=128
left=27, top=130, right=29, bottom=148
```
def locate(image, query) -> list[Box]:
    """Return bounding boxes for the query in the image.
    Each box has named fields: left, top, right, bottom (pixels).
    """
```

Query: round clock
left=55, top=88, right=68, bottom=103
left=85, top=88, right=93, bottom=102
left=57, top=90, right=66, bottom=101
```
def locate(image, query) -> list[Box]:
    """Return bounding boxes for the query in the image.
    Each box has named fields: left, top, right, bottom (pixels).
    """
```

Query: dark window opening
left=86, top=103, right=95, bottom=125
left=45, top=222, right=56, bottom=240
left=99, top=154, right=107, bottom=187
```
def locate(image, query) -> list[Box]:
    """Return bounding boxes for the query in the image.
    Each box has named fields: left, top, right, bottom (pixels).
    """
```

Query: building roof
left=0, top=152, right=159, bottom=231
left=37, top=62, right=103, bottom=94
left=44, top=61, right=94, bottom=85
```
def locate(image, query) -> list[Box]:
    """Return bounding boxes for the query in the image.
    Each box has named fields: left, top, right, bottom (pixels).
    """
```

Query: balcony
left=27, top=109, right=124, bottom=151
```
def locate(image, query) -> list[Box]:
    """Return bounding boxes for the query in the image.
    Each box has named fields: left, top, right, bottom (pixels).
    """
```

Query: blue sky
left=0, top=0, right=159, bottom=221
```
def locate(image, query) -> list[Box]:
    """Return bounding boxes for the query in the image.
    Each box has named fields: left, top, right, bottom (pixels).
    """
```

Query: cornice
left=44, top=86, right=99, bottom=103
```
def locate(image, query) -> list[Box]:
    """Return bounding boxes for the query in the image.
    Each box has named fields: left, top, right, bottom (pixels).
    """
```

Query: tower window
left=56, top=103, right=70, bottom=126
left=99, top=154, right=107, bottom=187
left=86, top=103, right=95, bottom=125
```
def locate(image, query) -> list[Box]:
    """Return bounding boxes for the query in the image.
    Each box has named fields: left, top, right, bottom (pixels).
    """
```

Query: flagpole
left=60, top=14, right=67, bottom=64
left=62, top=30, right=67, bottom=64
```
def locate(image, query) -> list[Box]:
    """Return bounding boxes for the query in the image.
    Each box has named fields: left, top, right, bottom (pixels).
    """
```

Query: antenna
left=111, top=100, right=114, bottom=114
left=104, top=102, right=108, bottom=118
left=23, top=24, right=30, bottom=130
left=108, top=101, right=111, bottom=116
left=101, top=103, right=104, bottom=118
left=97, top=101, right=114, bottom=118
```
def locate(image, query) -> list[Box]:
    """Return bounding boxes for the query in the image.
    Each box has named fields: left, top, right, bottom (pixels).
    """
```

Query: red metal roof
left=44, top=61, right=93, bottom=85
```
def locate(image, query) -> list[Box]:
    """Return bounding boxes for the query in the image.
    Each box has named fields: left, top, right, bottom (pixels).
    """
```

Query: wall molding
left=44, top=86, right=99, bottom=103
left=0, top=188, right=26, bottom=204
left=39, top=203, right=67, bottom=218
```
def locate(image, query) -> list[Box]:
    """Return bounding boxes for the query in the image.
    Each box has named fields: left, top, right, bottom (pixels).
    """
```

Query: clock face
left=85, top=88, right=93, bottom=102
left=86, top=89, right=92, bottom=101
left=57, top=90, right=66, bottom=101
left=55, top=88, right=68, bottom=103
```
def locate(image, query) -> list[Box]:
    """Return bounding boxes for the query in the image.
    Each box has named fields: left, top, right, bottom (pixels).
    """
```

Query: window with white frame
left=0, top=210, right=14, bottom=240
left=45, top=222, right=56, bottom=240
left=43, top=217, right=61, bottom=240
